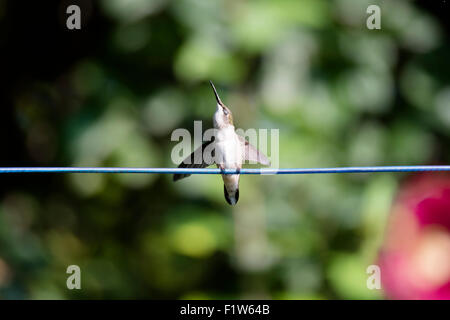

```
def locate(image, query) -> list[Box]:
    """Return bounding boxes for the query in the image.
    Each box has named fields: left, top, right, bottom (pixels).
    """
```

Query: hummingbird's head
left=210, top=81, right=233, bottom=129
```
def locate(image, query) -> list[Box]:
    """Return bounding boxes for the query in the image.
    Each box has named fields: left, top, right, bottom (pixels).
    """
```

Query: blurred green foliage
left=0, top=0, right=449, bottom=299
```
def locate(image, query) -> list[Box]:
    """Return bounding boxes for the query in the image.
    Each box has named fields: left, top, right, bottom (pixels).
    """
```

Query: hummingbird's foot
left=218, top=164, right=226, bottom=173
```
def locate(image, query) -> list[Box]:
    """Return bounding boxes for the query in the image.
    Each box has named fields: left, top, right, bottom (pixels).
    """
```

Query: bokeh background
left=0, top=0, right=449, bottom=299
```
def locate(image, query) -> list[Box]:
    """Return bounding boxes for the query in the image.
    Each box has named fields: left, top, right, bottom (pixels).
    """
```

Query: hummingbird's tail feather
left=224, top=185, right=239, bottom=205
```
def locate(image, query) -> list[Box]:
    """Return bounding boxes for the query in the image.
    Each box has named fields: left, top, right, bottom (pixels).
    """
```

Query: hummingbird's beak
left=209, top=80, right=223, bottom=105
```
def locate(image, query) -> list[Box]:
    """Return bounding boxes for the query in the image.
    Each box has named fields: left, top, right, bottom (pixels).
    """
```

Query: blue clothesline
left=0, top=166, right=449, bottom=175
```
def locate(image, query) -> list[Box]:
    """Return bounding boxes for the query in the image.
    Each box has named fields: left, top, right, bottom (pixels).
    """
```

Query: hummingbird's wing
left=238, top=136, right=271, bottom=166
left=173, top=140, right=216, bottom=181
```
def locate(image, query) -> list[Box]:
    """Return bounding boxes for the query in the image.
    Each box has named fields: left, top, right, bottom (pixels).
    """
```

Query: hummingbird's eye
left=223, top=108, right=229, bottom=115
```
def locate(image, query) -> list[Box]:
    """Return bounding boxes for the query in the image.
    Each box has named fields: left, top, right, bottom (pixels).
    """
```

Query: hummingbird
left=173, top=81, right=270, bottom=205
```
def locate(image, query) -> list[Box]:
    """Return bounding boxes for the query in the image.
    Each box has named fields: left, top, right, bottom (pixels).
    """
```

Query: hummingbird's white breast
left=215, top=125, right=242, bottom=168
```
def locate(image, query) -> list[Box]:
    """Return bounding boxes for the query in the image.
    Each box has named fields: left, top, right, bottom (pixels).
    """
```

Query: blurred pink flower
left=379, top=174, right=450, bottom=300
